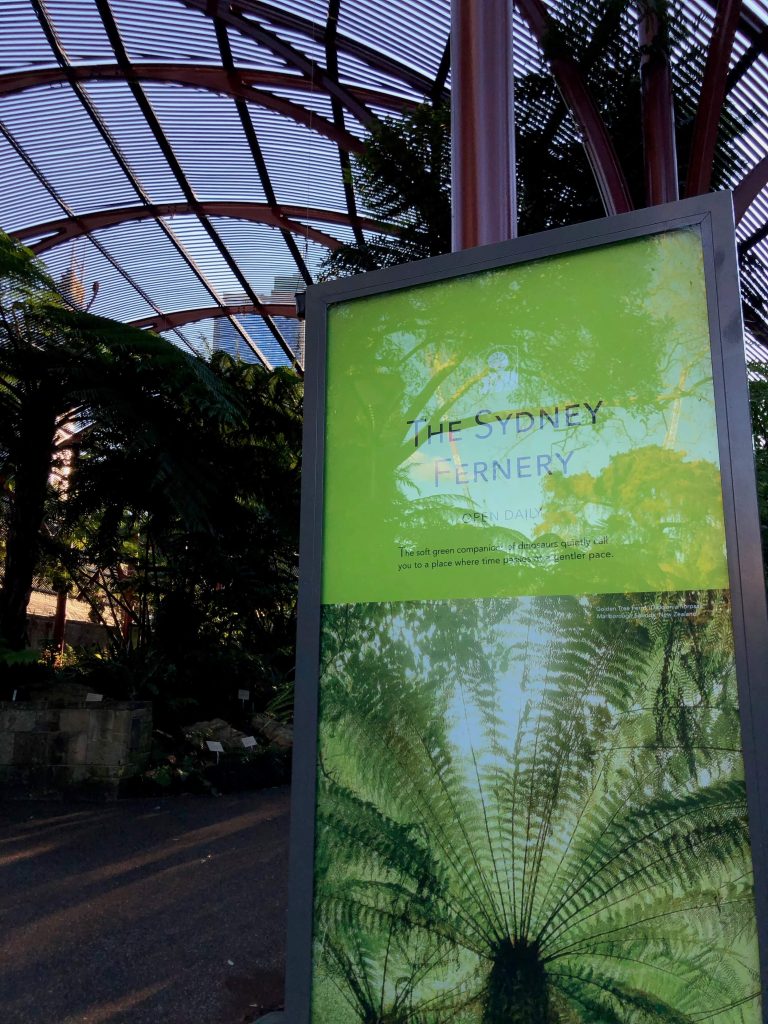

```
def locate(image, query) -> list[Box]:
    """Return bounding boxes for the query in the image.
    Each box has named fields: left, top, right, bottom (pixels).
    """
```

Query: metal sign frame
left=283, top=191, right=768, bottom=1021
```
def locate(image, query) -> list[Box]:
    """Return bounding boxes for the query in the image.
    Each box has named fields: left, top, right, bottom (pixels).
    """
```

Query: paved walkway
left=0, top=788, right=290, bottom=1024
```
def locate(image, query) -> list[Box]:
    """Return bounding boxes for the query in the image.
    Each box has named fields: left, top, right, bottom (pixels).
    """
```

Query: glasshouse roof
left=2, top=0, right=768, bottom=369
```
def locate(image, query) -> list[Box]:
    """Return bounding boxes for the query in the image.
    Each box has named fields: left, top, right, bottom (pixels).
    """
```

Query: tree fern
left=311, top=591, right=760, bottom=1022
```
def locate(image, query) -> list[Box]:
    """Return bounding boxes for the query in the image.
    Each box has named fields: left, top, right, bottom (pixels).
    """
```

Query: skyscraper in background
left=59, top=246, right=86, bottom=310
left=212, top=274, right=305, bottom=367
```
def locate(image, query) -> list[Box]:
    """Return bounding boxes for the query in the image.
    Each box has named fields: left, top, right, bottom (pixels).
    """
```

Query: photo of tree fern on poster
left=311, top=592, right=760, bottom=1023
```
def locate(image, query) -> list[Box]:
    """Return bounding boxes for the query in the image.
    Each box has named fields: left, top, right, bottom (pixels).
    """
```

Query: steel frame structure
left=0, top=0, right=767, bottom=370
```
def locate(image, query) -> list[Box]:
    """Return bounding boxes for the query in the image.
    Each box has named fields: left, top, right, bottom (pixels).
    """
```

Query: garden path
left=0, top=787, right=290, bottom=1023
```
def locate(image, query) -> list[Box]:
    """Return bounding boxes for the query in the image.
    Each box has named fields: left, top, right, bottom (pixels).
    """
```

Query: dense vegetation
left=0, top=233, right=301, bottom=770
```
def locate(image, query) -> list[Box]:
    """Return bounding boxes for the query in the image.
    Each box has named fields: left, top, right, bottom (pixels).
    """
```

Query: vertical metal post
left=451, top=0, right=517, bottom=250
left=637, top=2, right=679, bottom=205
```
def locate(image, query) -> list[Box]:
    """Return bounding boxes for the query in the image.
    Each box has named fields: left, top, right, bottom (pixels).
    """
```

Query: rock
left=251, top=714, right=293, bottom=749
left=184, top=718, right=246, bottom=749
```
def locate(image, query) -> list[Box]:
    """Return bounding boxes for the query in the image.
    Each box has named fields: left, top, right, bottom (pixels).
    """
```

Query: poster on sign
left=284, top=194, right=768, bottom=1024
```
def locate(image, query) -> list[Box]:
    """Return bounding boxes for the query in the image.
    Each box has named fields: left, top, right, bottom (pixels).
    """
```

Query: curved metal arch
left=12, top=201, right=384, bottom=254
left=208, top=0, right=449, bottom=102
left=130, top=302, right=297, bottom=332
left=0, top=64, right=366, bottom=152
left=184, top=0, right=376, bottom=127
left=734, top=154, right=768, bottom=223
left=0, top=65, right=414, bottom=113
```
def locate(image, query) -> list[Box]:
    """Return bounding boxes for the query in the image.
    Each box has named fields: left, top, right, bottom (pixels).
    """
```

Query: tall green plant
left=313, top=594, right=758, bottom=1023
left=0, top=231, right=234, bottom=649
left=322, top=102, right=450, bottom=277
left=49, top=350, right=302, bottom=716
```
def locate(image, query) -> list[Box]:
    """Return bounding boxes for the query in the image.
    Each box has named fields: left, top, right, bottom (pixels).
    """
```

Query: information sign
left=285, top=194, right=768, bottom=1023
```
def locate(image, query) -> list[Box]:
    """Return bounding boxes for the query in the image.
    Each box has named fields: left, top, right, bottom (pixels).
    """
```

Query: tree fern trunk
left=0, top=403, right=56, bottom=649
left=483, top=938, right=553, bottom=1024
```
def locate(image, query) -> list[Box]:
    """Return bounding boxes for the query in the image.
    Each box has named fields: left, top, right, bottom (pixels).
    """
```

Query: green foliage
left=748, top=362, right=768, bottom=553
left=0, top=232, right=302, bottom=743
left=515, top=0, right=757, bottom=230
left=322, top=102, right=451, bottom=277
left=312, top=593, right=759, bottom=1023
left=126, top=745, right=290, bottom=797
left=0, top=230, right=235, bottom=650
left=49, top=350, right=302, bottom=723
left=0, top=638, right=39, bottom=666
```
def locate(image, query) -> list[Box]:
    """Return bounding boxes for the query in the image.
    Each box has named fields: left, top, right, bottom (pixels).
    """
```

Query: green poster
left=323, top=229, right=727, bottom=603
left=310, top=228, right=762, bottom=1022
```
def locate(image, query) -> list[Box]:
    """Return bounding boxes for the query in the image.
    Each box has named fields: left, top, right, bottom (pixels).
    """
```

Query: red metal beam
left=11, top=201, right=381, bottom=254
left=1, top=119, right=202, bottom=357
left=0, top=65, right=414, bottom=114
left=326, top=0, right=366, bottom=249
left=130, top=303, right=297, bottom=332
left=702, top=0, right=767, bottom=48
left=739, top=216, right=768, bottom=254
left=196, top=0, right=447, bottom=103
left=431, top=38, right=451, bottom=105
left=733, top=153, right=768, bottom=222
left=0, top=64, right=366, bottom=153
left=637, top=2, right=679, bottom=206
left=182, top=0, right=376, bottom=128
left=215, top=19, right=312, bottom=285
left=686, top=0, right=743, bottom=197
left=514, top=0, right=633, bottom=216
left=96, top=0, right=297, bottom=369
left=533, top=1, right=628, bottom=159
left=30, top=0, right=270, bottom=367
